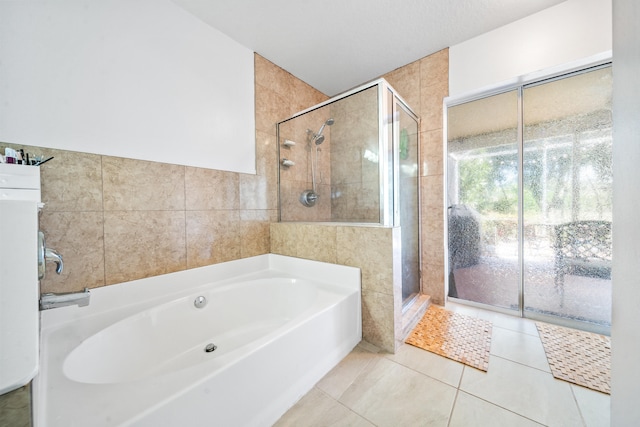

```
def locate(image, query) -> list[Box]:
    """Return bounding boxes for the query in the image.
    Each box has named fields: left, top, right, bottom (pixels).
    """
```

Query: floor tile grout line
left=569, top=384, right=588, bottom=427
left=312, top=386, right=379, bottom=426
left=446, top=388, right=460, bottom=427
left=324, top=351, right=378, bottom=403
left=454, top=390, right=548, bottom=426
left=383, top=350, right=466, bottom=391
left=490, top=322, right=543, bottom=338
left=489, top=354, right=553, bottom=376
left=488, top=327, right=552, bottom=373
left=457, top=365, right=466, bottom=390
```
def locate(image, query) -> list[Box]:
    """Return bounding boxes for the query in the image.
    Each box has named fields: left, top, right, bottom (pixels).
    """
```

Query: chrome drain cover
left=205, top=343, right=217, bottom=353
left=194, top=296, right=207, bottom=308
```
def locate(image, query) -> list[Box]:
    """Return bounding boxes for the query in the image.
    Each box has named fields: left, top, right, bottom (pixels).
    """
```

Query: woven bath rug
left=536, top=322, right=611, bottom=394
left=405, top=305, right=492, bottom=371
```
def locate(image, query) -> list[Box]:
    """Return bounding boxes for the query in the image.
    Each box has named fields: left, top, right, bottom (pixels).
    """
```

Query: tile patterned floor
left=406, top=305, right=492, bottom=371
left=275, top=302, right=611, bottom=427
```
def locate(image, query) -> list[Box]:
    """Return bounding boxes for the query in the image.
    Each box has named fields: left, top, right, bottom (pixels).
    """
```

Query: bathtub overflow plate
left=194, top=296, right=207, bottom=308
left=205, top=343, right=217, bottom=353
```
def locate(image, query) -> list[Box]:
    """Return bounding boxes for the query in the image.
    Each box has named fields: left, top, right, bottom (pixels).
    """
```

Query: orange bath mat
left=536, top=322, right=611, bottom=394
left=405, top=305, right=492, bottom=371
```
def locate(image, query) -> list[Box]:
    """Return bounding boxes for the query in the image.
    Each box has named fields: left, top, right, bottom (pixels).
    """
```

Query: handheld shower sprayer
left=314, top=118, right=335, bottom=145
left=300, top=118, right=335, bottom=207
left=316, top=118, right=335, bottom=144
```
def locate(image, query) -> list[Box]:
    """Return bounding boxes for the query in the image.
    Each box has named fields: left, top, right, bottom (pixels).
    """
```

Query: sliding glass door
left=447, top=65, right=612, bottom=332
left=447, top=90, right=520, bottom=311
left=522, top=67, right=612, bottom=329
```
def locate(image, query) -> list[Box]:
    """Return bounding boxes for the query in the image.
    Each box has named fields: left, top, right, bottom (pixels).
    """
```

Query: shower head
left=314, top=118, right=335, bottom=145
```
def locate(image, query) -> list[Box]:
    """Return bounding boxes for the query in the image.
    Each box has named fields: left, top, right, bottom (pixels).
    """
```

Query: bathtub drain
left=205, top=343, right=217, bottom=353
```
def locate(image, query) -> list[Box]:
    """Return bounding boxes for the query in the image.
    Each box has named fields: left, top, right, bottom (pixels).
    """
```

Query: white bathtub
left=34, top=254, right=361, bottom=426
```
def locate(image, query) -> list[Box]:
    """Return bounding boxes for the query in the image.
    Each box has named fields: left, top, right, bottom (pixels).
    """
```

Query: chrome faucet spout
left=40, top=288, right=90, bottom=310
left=44, top=248, right=63, bottom=274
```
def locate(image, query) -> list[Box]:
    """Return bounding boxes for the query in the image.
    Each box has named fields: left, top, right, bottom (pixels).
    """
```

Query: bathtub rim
left=40, top=254, right=361, bottom=330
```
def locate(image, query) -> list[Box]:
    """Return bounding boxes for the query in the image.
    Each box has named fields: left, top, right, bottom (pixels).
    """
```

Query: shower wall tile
left=255, top=53, right=327, bottom=115
left=39, top=211, right=105, bottom=293
left=421, top=174, right=444, bottom=207
left=38, top=149, right=103, bottom=212
left=239, top=173, right=277, bottom=210
left=422, top=204, right=444, bottom=240
left=270, top=222, right=299, bottom=257
left=336, top=226, right=393, bottom=295
left=278, top=142, right=310, bottom=183
left=421, top=129, right=444, bottom=177
left=240, top=209, right=277, bottom=222
left=330, top=145, right=362, bottom=185
left=255, top=83, right=288, bottom=134
left=254, top=54, right=296, bottom=98
left=420, top=49, right=449, bottom=90
left=422, top=262, right=446, bottom=305
left=420, top=80, right=447, bottom=134
left=279, top=179, right=331, bottom=222
left=102, top=157, right=186, bottom=211
left=422, top=232, right=445, bottom=266
left=186, top=210, right=241, bottom=268
left=185, top=167, right=239, bottom=210
left=361, top=290, right=396, bottom=353
left=240, top=219, right=271, bottom=259
left=383, top=59, right=421, bottom=115
left=291, top=76, right=329, bottom=113
left=255, top=130, right=278, bottom=178
left=104, top=210, right=187, bottom=284
left=296, top=224, right=338, bottom=264
left=328, top=86, right=379, bottom=222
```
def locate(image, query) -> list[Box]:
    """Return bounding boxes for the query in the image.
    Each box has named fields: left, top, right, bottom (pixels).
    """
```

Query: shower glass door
left=447, top=90, right=520, bottom=311
left=397, top=101, right=420, bottom=303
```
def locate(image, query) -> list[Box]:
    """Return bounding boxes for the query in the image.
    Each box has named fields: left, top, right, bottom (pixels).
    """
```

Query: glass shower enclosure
left=277, top=79, right=421, bottom=305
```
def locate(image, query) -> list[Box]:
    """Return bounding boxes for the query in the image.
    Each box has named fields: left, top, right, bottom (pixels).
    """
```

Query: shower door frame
left=443, top=53, right=612, bottom=334
left=392, top=94, right=422, bottom=306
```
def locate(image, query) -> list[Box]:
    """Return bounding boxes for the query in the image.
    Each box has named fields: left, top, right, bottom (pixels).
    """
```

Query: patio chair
left=553, top=220, right=612, bottom=305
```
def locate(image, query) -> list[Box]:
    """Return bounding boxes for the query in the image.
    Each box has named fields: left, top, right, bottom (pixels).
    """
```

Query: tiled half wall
left=271, top=222, right=403, bottom=352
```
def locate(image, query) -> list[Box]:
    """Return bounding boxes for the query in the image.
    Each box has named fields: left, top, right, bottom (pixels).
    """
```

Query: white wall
left=611, top=0, right=640, bottom=423
left=0, top=0, right=256, bottom=174
left=449, top=0, right=612, bottom=96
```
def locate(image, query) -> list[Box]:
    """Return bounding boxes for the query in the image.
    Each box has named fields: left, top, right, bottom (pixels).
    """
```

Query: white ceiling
left=172, top=0, right=568, bottom=96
